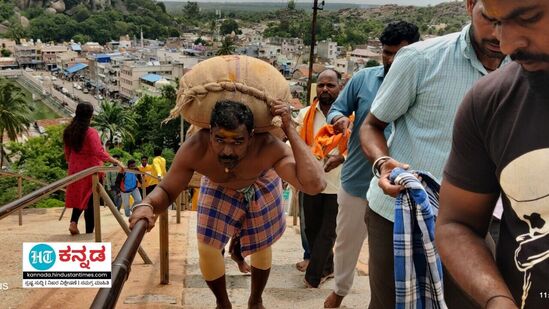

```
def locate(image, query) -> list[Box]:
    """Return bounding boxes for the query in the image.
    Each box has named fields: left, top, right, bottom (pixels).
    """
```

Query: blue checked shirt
left=391, top=168, right=446, bottom=309
left=367, top=24, right=510, bottom=222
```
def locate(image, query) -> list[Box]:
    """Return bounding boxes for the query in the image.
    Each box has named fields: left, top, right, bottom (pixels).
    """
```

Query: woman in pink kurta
left=63, top=102, right=123, bottom=235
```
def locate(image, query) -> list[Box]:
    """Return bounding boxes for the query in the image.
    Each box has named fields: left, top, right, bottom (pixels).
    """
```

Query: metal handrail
left=0, top=165, right=103, bottom=220
left=91, top=219, right=149, bottom=309
left=1, top=165, right=179, bottom=308
left=0, top=170, right=52, bottom=187
left=0, top=166, right=160, bottom=220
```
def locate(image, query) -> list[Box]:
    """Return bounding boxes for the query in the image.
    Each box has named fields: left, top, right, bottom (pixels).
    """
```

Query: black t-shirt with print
left=444, top=62, right=549, bottom=308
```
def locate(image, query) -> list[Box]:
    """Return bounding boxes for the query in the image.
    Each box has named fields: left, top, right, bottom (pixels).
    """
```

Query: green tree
left=0, top=81, right=32, bottom=166
left=184, top=1, right=199, bottom=18
left=1, top=49, right=11, bottom=57
left=72, top=34, right=91, bottom=44
left=217, top=36, right=236, bottom=55
left=287, top=0, right=296, bottom=10
left=73, top=4, right=91, bottom=22
left=4, top=125, right=66, bottom=206
left=220, top=18, right=241, bottom=35
left=366, top=59, right=380, bottom=67
left=131, top=90, right=180, bottom=152
left=6, top=21, right=27, bottom=43
left=0, top=1, right=14, bottom=22
left=7, top=126, right=66, bottom=182
left=92, top=100, right=137, bottom=147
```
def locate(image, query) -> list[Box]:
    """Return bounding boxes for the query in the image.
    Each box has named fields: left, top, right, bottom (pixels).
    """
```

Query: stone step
left=182, top=285, right=370, bottom=309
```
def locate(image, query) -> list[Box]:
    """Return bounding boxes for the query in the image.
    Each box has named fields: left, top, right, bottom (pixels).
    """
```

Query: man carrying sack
left=129, top=56, right=326, bottom=309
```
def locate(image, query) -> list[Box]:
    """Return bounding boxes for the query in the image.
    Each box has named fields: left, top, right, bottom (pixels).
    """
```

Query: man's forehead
left=213, top=127, right=246, bottom=138
left=482, top=0, right=540, bottom=18
left=318, top=71, right=338, bottom=82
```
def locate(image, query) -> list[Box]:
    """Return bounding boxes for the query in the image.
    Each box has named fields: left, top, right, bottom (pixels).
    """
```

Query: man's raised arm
left=270, top=100, right=326, bottom=195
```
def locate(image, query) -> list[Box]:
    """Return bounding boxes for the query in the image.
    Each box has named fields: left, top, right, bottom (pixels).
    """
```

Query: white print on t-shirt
left=500, top=148, right=549, bottom=309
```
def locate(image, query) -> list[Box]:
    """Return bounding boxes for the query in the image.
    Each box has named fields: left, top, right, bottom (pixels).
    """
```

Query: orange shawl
left=300, top=99, right=351, bottom=159
left=299, top=99, right=319, bottom=146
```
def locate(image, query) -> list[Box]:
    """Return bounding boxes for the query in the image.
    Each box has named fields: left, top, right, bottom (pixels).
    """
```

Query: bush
left=36, top=198, right=64, bottom=208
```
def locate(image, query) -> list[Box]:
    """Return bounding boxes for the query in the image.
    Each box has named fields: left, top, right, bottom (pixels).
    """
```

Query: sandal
left=69, top=222, right=80, bottom=235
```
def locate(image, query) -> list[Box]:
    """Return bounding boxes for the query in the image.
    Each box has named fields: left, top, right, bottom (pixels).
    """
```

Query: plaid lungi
left=196, top=169, right=286, bottom=257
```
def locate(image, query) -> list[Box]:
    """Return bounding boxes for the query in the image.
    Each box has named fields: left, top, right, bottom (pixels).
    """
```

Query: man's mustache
left=511, top=50, right=549, bottom=63
left=483, top=39, right=500, bottom=46
left=219, top=155, right=238, bottom=161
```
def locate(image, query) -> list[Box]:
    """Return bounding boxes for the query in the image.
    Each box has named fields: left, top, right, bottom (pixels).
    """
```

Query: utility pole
left=306, top=0, right=324, bottom=105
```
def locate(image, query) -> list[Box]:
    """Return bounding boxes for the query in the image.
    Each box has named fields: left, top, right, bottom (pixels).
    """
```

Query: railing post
left=18, top=176, right=23, bottom=226
left=183, top=190, right=189, bottom=210
left=176, top=193, right=181, bottom=224
left=92, top=173, right=101, bottom=242
left=98, top=185, right=152, bottom=264
left=159, top=209, right=169, bottom=284
left=141, top=183, right=146, bottom=199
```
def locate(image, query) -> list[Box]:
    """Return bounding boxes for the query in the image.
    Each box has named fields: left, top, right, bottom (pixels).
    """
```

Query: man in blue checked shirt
left=359, top=0, right=509, bottom=308
left=324, top=21, right=420, bottom=308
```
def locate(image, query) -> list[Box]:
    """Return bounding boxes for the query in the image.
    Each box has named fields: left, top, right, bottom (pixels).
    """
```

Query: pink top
left=64, top=127, right=110, bottom=210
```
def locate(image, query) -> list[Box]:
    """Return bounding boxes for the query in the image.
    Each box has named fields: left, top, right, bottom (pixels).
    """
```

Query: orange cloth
left=311, top=125, right=350, bottom=159
left=299, top=99, right=319, bottom=146
left=300, top=99, right=353, bottom=159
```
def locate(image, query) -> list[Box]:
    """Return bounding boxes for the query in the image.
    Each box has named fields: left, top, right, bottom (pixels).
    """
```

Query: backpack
left=115, top=172, right=126, bottom=192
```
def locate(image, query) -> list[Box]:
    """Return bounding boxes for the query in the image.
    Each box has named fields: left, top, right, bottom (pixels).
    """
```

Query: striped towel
left=390, top=167, right=447, bottom=309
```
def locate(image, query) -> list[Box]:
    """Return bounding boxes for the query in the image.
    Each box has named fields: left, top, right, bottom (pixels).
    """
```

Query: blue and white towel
left=390, top=168, right=447, bottom=309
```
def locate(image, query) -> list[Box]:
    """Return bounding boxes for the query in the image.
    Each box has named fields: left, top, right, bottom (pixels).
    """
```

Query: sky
left=175, top=0, right=464, bottom=7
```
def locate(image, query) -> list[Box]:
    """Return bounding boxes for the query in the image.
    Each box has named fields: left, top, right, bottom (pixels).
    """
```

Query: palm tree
left=217, top=36, right=236, bottom=56
left=0, top=80, right=32, bottom=167
left=92, top=100, right=137, bottom=147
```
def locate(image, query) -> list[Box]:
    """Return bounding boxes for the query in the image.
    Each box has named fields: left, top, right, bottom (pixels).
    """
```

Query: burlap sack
left=170, top=55, right=292, bottom=132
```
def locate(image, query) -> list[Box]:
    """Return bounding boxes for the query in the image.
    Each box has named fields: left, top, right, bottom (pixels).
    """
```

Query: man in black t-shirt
left=436, top=0, right=549, bottom=309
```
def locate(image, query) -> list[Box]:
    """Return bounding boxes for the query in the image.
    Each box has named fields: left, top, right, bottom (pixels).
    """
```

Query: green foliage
left=18, top=0, right=176, bottom=44
left=183, top=1, right=200, bottom=18
left=216, top=36, right=236, bottom=55
left=29, top=13, right=78, bottom=43
left=22, top=7, right=44, bottom=19
left=7, top=125, right=67, bottom=183
left=366, top=59, right=380, bottom=67
left=1, top=48, right=10, bottom=57
left=194, top=37, right=207, bottom=45
left=0, top=79, right=32, bottom=164
left=36, top=198, right=65, bottom=208
left=131, top=90, right=180, bottom=152
left=287, top=0, right=296, bottom=10
left=2, top=126, right=66, bottom=206
left=6, top=20, right=28, bottom=43
left=220, top=18, right=241, bottom=35
left=73, top=4, right=91, bottom=22
left=0, top=1, right=14, bottom=21
left=93, top=100, right=138, bottom=146
left=72, top=34, right=91, bottom=44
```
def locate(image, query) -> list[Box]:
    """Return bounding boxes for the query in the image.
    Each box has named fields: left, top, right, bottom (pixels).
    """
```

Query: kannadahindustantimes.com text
left=23, top=272, right=110, bottom=279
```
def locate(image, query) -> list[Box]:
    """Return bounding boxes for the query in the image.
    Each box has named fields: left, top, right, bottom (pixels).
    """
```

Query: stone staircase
left=181, top=215, right=371, bottom=309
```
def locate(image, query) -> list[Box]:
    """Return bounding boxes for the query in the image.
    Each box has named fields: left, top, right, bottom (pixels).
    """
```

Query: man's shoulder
left=357, top=65, right=383, bottom=76
left=399, top=30, right=461, bottom=58
left=471, top=62, right=522, bottom=102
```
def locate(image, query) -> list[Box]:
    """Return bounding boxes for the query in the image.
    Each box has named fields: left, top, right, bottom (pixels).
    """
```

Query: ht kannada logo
left=29, top=244, right=56, bottom=271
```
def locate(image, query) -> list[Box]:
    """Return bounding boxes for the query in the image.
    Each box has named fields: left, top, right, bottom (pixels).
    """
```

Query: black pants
left=70, top=196, right=95, bottom=234
left=302, top=192, right=338, bottom=287
left=365, top=203, right=478, bottom=309
left=146, top=184, right=156, bottom=196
